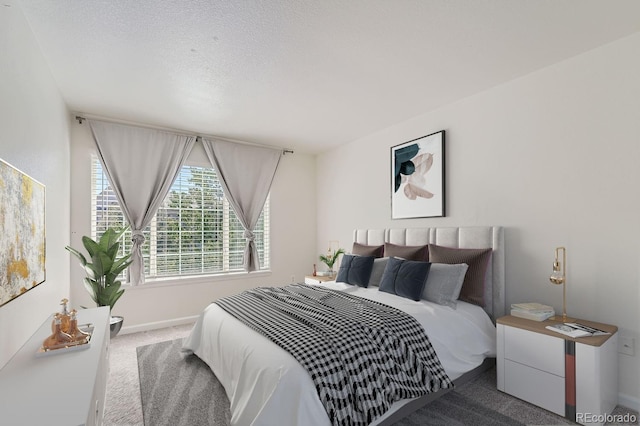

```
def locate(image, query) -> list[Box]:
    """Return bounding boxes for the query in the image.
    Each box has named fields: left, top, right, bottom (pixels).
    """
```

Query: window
left=91, top=156, right=270, bottom=281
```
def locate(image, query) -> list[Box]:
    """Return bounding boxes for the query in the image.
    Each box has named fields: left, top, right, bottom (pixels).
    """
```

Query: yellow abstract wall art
left=0, top=158, right=46, bottom=307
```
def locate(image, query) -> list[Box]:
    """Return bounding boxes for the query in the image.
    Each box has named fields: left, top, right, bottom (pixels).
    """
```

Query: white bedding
left=182, top=282, right=496, bottom=426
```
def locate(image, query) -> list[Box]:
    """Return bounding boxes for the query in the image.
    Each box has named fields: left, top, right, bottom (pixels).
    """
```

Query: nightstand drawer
left=504, top=325, right=564, bottom=376
left=504, top=359, right=565, bottom=415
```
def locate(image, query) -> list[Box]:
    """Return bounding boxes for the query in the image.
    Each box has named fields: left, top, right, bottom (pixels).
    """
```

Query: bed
left=182, top=226, right=505, bottom=425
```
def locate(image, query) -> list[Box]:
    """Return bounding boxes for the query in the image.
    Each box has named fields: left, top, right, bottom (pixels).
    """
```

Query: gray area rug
left=137, top=338, right=231, bottom=426
left=138, top=338, right=579, bottom=426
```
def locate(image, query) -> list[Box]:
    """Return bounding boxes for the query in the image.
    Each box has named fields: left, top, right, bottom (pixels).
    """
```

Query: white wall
left=0, top=2, right=71, bottom=368
left=317, top=33, right=640, bottom=407
left=5, top=0, right=637, bottom=408
left=69, top=121, right=317, bottom=331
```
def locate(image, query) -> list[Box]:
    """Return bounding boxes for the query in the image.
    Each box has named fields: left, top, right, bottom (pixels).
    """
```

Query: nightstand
left=304, top=275, right=335, bottom=285
left=496, top=315, right=618, bottom=426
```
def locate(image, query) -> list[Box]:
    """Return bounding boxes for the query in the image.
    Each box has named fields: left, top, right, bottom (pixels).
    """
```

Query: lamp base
left=550, top=315, right=575, bottom=323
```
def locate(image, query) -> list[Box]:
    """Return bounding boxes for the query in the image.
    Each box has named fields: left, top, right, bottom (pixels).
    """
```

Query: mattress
left=182, top=281, right=497, bottom=425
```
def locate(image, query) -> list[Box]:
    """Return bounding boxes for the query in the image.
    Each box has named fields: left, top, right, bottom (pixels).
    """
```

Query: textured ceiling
left=16, top=0, right=640, bottom=153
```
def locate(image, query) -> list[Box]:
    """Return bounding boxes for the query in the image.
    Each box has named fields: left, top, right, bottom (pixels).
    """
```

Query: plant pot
left=109, top=315, right=124, bottom=338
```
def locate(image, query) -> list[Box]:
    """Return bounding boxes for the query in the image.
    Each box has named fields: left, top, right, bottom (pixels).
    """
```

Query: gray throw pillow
left=368, top=257, right=389, bottom=287
left=428, top=245, right=492, bottom=307
left=422, top=263, right=469, bottom=308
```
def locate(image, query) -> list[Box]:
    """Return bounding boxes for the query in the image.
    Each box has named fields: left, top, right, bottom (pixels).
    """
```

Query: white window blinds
left=91, top=155, right=270, bottom=279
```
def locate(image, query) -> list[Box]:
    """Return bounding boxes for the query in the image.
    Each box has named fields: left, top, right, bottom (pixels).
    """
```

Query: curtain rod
left=75, top=115, right=294, bottom=155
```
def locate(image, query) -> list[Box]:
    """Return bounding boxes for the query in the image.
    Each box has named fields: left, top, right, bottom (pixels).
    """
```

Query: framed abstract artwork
left=391, top=130, right=445, bottom=219
left=0, top=158, right=46, bottom=307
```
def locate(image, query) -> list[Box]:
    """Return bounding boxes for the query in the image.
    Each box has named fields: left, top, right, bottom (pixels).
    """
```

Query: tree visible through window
left=91, top=156, right=270, bottom=280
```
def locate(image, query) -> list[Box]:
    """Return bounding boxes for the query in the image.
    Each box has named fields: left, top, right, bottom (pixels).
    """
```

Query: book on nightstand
left=510, top=302, right=555, bottom=322
left=545, top=322, right=611, bottom=338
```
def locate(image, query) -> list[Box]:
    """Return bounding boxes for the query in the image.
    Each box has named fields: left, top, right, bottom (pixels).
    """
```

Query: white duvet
left=182, top=282, right=496, bottom=426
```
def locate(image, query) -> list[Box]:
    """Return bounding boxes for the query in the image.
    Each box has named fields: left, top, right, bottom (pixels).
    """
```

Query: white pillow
left=422, top=263, right=469, bottom=308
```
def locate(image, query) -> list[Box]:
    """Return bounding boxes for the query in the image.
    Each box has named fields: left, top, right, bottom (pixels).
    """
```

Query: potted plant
left=65, top=227, right=132, bottom=338
left=319, top=248, right=345, bottom=277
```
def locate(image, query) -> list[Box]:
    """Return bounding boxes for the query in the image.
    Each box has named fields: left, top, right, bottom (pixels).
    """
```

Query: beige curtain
left=89, top=120, right=196, bottom=285
left=201, top=138, right=282, bottom=272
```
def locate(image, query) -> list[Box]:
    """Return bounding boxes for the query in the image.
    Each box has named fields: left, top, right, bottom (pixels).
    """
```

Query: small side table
left=304, top=275, right=335, bottom=285
left=496, top=315, right=618, bottom=425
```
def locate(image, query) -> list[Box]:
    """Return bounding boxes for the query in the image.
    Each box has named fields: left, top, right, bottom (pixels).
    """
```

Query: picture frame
left=391, top=130, right=445, bottom=219
left=0, top=158, right=46, bottom=307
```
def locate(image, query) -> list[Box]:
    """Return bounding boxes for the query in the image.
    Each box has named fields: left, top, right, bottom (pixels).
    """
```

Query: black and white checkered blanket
left=215, top=284, right=453, bottom=425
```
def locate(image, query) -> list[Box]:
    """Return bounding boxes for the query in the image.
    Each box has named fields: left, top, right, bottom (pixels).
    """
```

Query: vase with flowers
left=319, top=247, right=345, bottom=278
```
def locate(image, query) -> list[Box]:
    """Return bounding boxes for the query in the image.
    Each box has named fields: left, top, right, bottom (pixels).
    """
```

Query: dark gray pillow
left=422, top=263, right=469, bottom=308
left=379, top=257, right=431, bottom=301
left=352, top=242, right=384, bottom=258
left=336, top=254, right=375, bottom=287
left=368, top=257, right=389, bottom=287
left=383, top=243, right=429, bottom=261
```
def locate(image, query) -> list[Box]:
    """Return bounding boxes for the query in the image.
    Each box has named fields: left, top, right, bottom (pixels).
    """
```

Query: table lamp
left=549, top=246, right=569, bottom=322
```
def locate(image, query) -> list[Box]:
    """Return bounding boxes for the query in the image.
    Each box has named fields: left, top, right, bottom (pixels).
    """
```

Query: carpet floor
left=103, top=324, right=638, bottom=425
left=135, top=338, right=636, bottom=426
left=137, top=338, right=231, bottom=426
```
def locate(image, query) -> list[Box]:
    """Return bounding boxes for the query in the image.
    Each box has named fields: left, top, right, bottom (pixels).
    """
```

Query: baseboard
left=118, top=315, right=199, bottom=335
left=618, top=392, right=640, bottom=412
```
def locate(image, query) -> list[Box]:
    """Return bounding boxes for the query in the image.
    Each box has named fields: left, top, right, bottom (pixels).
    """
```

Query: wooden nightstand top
left=497, top=315, right=617, bottom=347
left=305, top=275, right=335, bottom=283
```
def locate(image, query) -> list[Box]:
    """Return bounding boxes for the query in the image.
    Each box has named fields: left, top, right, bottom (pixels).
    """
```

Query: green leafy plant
left=65, top=227, right=132, bottom=310
left=319, top=248, right=345, bottom=273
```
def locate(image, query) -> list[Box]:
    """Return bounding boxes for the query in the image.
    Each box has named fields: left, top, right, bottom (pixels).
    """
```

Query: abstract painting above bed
left=391, top=131, right=445, bottom=219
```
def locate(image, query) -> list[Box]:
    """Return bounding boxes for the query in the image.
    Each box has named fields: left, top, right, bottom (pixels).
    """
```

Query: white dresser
left=0, top=306, right=110, bottom=426
left=497, top=315, right=618, bottom=426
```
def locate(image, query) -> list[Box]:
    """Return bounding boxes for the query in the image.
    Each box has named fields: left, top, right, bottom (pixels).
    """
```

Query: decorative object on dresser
left=391, top=130, right=445, bottom=219
left=497, top=315, right=618, bottom=426
left=549, top=246, right=570, bottom=321
left=39, top=298, right=93, bottom=353
left=65, top=227, right=132, bottom=338
left=0, top=157, right=46, bottom=307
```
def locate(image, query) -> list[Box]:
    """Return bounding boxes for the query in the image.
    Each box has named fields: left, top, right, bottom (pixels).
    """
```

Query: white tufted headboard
left=353, top=226, right=505, bottom=320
